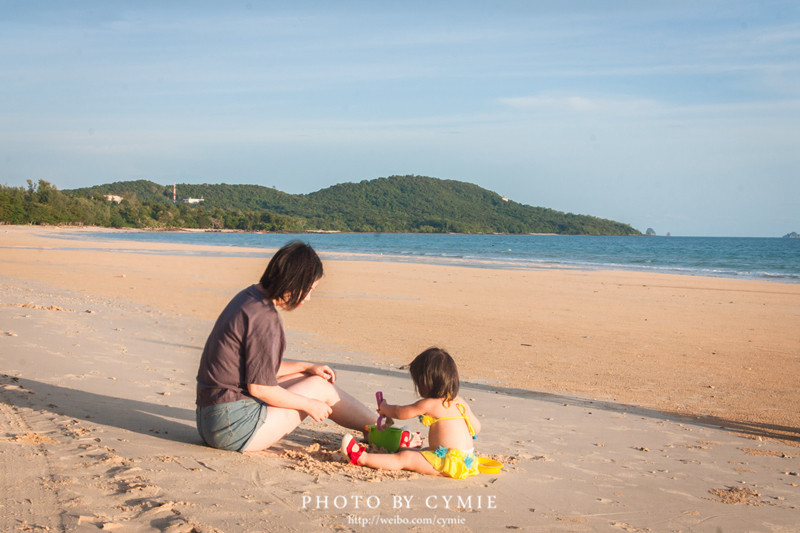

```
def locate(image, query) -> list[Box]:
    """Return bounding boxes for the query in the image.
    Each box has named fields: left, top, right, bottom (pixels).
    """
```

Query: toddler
left=341, top=347, right=482, bottom=479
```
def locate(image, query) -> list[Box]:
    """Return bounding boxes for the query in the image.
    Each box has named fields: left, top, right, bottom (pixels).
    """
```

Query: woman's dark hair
left=259, top=241, right=323, bottom=310
left=409, top=347, right=459, bottom=401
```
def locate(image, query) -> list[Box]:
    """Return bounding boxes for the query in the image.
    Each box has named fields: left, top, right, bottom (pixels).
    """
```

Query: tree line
left=1, top=176, right=641, bottom=235
left=0, top=180, right=299, bottom=231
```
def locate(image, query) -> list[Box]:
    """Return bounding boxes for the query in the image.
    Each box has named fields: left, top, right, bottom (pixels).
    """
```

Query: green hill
left=299, top=176, right=638, bottom=234
left=4, top=176, right=640, bottom=235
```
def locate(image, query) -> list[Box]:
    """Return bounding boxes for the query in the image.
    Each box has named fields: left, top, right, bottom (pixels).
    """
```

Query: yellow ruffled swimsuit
left=419, top=402, right=479, bottom=479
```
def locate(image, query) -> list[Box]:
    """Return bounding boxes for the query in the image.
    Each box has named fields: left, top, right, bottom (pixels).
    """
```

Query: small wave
left=758, top=272, right=800, bottom=281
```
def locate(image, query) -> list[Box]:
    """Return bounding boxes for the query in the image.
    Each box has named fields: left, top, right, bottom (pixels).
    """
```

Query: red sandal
left=341, top=434, right=366, bottom=465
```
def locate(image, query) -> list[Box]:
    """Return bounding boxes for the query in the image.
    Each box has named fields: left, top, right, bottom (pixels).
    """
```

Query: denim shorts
left=196, top=398, right=268, bottom=452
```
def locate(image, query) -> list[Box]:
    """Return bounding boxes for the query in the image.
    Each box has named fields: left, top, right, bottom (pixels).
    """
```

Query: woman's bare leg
left=327, top=383, right=379, bottom=432
left=242, top=373, right=376, bottom=452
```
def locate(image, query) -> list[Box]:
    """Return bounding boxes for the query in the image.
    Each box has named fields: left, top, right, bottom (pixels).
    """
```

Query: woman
left=195, top=240, right=376, bottom=452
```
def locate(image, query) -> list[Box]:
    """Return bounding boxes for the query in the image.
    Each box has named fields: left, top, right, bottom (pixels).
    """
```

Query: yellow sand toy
left=477, top=457, right=503, bottom=474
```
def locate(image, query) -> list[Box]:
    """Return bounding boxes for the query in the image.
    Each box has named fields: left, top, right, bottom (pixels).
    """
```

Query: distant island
left=0, top=175, right=641, bottom=236
left=784, top=232, right=799, bottom=239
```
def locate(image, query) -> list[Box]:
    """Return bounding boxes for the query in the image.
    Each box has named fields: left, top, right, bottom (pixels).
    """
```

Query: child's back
left=418, top=395, right=481, bottom=451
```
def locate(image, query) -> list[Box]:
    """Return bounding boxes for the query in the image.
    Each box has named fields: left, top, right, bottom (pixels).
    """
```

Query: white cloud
left=497, top=95, right=666, bottom=115
left=498, top=96, right=598, bottom=112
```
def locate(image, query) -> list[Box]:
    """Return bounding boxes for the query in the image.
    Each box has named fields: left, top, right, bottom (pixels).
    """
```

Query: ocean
left=67, top=231, right=800, bottom=284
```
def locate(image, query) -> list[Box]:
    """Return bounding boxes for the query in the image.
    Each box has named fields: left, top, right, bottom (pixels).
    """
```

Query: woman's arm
left=247, top=383, right=332, bottom=422
left=277, top=360, right=336, bottom=383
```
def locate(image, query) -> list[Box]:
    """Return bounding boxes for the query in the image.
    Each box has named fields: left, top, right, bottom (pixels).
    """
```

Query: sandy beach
left=1, top=225, right=799, bottom=532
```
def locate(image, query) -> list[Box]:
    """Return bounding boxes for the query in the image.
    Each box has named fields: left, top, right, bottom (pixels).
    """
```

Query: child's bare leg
left=359, top=450, right=440, bottom=476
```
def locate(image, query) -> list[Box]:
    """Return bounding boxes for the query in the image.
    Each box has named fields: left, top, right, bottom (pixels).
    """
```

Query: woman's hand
left=304, top=398, right=333, bottom=422
left=308, top=364, right=336, bottom=383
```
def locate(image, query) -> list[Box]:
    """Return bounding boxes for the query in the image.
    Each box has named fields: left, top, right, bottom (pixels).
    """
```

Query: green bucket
left=366, top=425, right=410, bottom=453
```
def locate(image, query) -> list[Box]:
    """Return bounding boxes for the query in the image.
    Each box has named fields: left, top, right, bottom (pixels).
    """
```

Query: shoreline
left=22, top=225, right=800, bottom=285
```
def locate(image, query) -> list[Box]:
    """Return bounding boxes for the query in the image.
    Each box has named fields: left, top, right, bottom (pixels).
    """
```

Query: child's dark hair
left=409, top=347, right=459, bottom=401
left=259, top=241, right=323, bottom=310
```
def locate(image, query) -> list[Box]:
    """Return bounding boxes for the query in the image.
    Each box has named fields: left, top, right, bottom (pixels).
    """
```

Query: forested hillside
left=300, top=177, right=636, bottom=234
left=1, top=176, right=640, bottom=235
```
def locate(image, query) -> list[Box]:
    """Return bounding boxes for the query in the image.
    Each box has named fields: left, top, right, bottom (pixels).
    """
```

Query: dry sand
left=1, top=225, right=799, bottom=532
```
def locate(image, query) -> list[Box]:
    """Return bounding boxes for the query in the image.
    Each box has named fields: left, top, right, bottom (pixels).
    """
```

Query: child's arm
left=469, top=407, right=482, bottom=435
left=378, top=398, right=436, bottom=421
left=461, top=399, right=482, bottom=435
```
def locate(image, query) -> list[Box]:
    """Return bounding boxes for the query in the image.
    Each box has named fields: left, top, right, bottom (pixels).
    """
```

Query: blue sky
left=1, top=1, right=798, bottom=237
